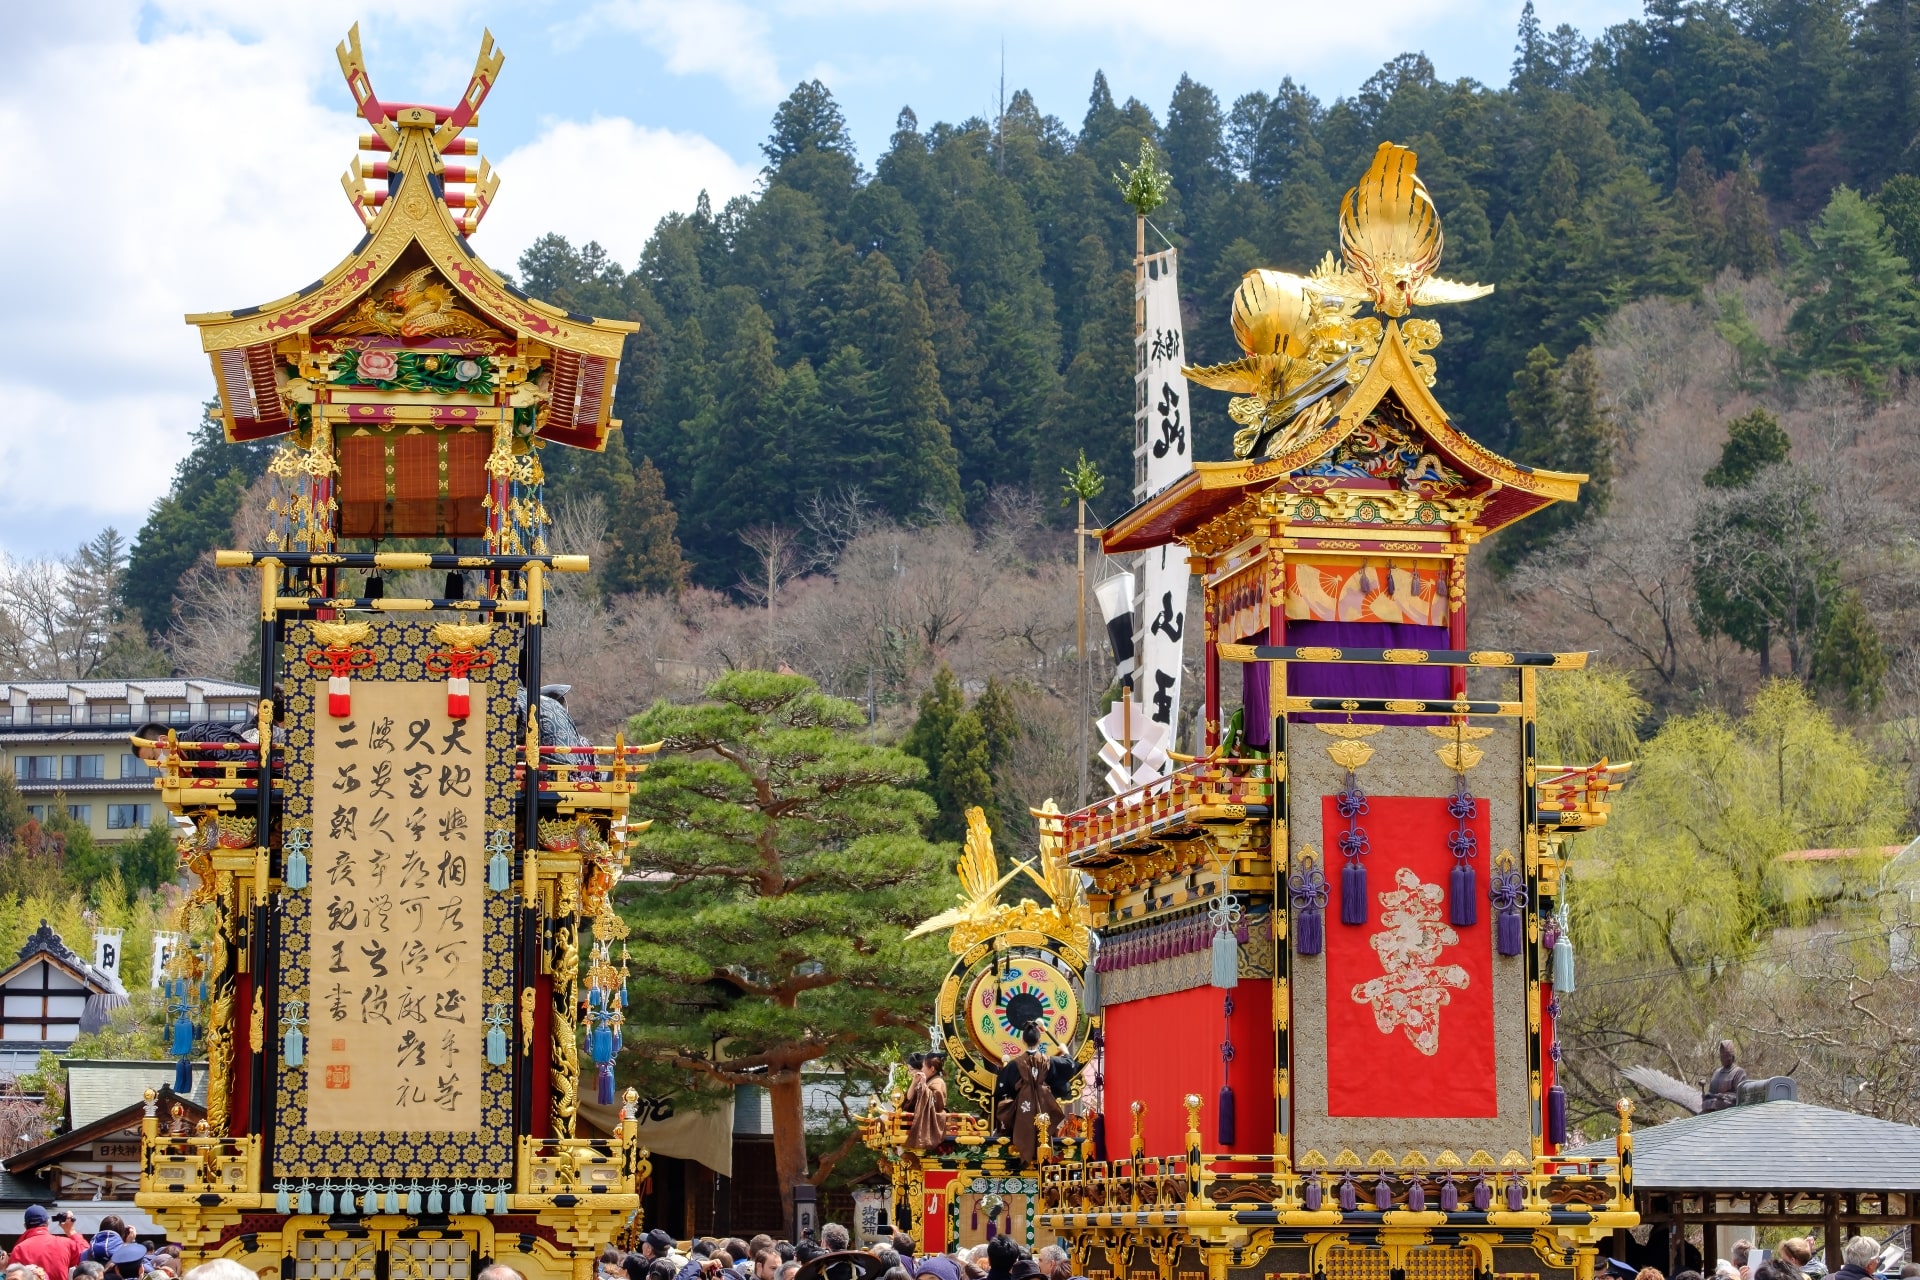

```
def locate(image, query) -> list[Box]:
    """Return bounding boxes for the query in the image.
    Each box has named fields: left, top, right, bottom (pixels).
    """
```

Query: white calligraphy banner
left=1135, top=248, right=1192, bottom=748
left=308, top=680, right=486, bottom=1133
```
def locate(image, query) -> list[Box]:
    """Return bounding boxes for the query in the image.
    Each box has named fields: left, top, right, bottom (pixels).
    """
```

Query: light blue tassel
left=285, top=849, right=308, bottom=889
left=276, top=1185, right=290, bottom=1214
left=486, top=1024, right=507, bottom=1066
left=340, top=1186, right=355, bottom=1215
left=449, top=1187, right=465, bottom=1214
left=298, top=1184, right=313, bottom=1215
left=385, top=1186, right=399, bottom=1214
left=406, top=1184, right=422, bottom=1214
left=318, top=1185, right=335, bottom=1215
left=493, top=1184, right=509, bottom=1213
left=284, top=1025, right=304, bottom=1066
left=1210, top=926, right=1239, bottom=989
left=427, top=1184, right=443, bottom=1214
left=1552, top=931, right=1575, bottom=993
left=488, top=848, right=512, bottom=891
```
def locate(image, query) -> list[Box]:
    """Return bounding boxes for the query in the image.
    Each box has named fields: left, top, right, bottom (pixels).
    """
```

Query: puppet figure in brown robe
left=994, top=1024, right=1065, bottom=1163
left=909, top=1050, right=950, bottom=1150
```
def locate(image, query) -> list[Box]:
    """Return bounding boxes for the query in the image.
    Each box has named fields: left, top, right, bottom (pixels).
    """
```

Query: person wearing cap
left=12, top=1208, right=73, bottom=1280
left=107, top=1244, right=146, bottom=1280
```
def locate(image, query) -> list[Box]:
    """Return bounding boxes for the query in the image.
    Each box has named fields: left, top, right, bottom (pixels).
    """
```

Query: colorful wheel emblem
left=963, top=958, right=1078, bottom=1065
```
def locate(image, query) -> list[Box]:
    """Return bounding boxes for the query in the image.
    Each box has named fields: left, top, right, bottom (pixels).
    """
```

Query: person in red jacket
left=11, top=1206, right=73, bottom=1280
left=49, top=1210, right=85, bottom=1271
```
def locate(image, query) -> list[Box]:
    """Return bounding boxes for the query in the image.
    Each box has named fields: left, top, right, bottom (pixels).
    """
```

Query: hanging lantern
left=426, top=623, right=496, bottom=719
left=303, top=622, right=374, bottom=718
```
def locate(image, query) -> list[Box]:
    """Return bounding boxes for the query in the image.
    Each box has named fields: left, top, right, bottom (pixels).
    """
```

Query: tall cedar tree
left=621, top=672, right=952, bottom=1225
left=1784, top=187, right=1920, bottom=396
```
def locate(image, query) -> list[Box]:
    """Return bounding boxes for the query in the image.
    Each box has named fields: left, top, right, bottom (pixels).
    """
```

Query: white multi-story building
left=0, top=679, right=256, bottom=843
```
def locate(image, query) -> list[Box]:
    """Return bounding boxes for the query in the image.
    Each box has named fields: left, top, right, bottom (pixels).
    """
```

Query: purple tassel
left=1337, top=1174, right=1358, bottom=1212
left=1290, top=855, right=1329, bottom=957
left=596, top=1062, right=616, bottom=1106
left=1491, top=859, right=1526, bottom=957
left=1217, top=1085, right=1235, bottom=1146
left=1496, top=910, right=1524, bottom=956
left=1406, top=1179, right=1425, bottom=1212
left=1547, top=1084, right=1568, bottom=1146
left=1295, top=907, right=1324, bottom=957
left=1340, top=861, right=1368, bottom=925
left=1373, top=1176, right=1392, bottom=1210
left=1449, top=861, right=1478, bottom=927
left=1302, top=1177, right=1323, bottom=1210
left=1506, top=1177, right=1524, bottom=1211
left=1439, top=1176, right=1458, bottom=1212
left=1471, top=1177, right=1491, bottom=1211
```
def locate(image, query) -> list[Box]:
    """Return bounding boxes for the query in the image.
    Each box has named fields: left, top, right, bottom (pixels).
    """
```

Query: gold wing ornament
left=1313, top=142, right=1493, bottom=317
left=1183, top=270, right=1360, bottom=458
left=906, top=806, right=1027, bottom=940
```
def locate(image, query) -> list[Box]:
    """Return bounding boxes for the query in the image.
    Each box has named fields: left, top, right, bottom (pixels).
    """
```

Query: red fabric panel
left=230, top=972, right=252, bottom=1136
left=1323, top=794, right=1497, bottom=1117
left=1103, top=979, right=1273, bottom=1157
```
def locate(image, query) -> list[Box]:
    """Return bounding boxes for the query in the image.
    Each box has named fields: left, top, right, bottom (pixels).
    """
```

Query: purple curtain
left=1243, top=627, right=1271, bottom=748
left=1287, top=620, right=1451, bottom=724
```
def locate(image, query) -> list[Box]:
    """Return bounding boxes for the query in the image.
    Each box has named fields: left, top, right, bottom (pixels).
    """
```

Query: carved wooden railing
left=1055, top=759, right=1275, bottom=862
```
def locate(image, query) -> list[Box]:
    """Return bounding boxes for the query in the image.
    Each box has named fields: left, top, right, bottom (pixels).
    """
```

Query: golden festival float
left=863, top=146, right=1640, bottom=1280
left=133, top=27, right=659, bottom=1280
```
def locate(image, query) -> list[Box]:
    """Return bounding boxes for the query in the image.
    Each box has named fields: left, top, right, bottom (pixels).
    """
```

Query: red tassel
left=447, top=676, right=471, bottom=720
left=328, top=675, right=351, bottom=718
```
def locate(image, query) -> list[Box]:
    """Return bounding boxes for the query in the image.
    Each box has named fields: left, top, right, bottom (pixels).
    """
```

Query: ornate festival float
left=868, top=145, right=1639, bottom=1280
left=134, top=27, right=660, bottom=1280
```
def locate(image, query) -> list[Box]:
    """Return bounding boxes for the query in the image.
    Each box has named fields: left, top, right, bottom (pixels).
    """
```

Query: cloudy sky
left=0, top=0, right=1641, bottom=561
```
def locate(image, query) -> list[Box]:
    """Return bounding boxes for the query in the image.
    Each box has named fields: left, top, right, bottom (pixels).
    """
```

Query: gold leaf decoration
left=1326, top=738, right=1375, bottom=770
left=430, top=621, right=495, bottom=650
left=310, top=619, right=372, bottom=648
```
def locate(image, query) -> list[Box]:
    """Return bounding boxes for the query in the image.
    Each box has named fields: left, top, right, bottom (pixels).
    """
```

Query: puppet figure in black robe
left=994, top=1023, right=1065, bottom=1163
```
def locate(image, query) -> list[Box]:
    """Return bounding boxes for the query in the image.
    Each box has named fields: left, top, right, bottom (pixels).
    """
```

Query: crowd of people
left=598, top=1223, right=1084, bottom=1280
left=1627, top=1235, right=1916, bottom=1280
left=0, top=1209, right=189, bottom=1280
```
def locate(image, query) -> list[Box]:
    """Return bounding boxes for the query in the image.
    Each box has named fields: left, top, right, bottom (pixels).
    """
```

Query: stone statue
left=1702, top=1040, right=1746, bottom=1111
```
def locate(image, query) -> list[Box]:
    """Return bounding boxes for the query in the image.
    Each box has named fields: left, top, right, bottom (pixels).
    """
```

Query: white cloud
left=556, top=1, right=787, bottom=103
left=482, top=116, right=760, bottom=271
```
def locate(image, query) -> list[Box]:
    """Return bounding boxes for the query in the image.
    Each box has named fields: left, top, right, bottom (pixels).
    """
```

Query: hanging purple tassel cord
left=1491, top=854, right=1527, bottom=957
left=1290, top=853, right=1329, bottom=957
left=1438, top=1175, right=1459, bottom=1212
left=1547, top=1084, right=1568, bottom=1146
left=1218, top=993, right=1237, bottom=1146
left=1302, top=1176, right=1323, bottom=1210
left=1406, top=1178, right=1426, bottom=1212
left=1447, top=777, right=1479, bottom=927
left=1337, top=773, right=1370, bottom=925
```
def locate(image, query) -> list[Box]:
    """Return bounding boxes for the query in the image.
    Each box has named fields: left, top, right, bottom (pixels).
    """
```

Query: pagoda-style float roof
left=1102, top=142, right=1584, bottom=555
left=185, top=26, right=637, bottom=453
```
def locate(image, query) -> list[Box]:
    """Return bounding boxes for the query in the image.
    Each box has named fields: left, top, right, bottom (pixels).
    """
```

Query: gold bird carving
left=1313, top=142, right=1493, bottom=317
left=431, top=621, right=495, bottom=651
left=335, top=266, right=501, bottom=339
left=906, top=806, right=1028, bottom=940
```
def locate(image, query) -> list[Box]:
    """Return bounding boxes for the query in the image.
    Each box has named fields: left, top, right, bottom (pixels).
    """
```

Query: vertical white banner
left=1135, top=248, right=1192, bottom=749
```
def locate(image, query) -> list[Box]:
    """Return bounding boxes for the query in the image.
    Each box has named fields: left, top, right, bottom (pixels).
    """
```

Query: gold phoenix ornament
left=1312, top=142, right=1493, bottom=317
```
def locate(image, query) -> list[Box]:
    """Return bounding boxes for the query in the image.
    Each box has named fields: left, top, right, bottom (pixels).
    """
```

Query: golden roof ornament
left=908, top=805, right=1087, bottom=954
left=1185, top=141, right=1493, bottom=460
left=1312, top=142, right=1493, bottom=317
